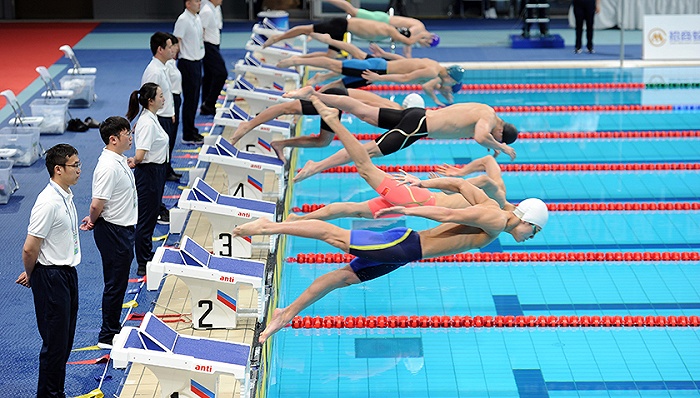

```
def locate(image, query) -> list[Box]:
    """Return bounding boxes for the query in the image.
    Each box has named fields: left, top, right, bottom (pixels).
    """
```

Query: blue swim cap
left=429, top=34, right=440, bottom=47
left=446, top=65, right=464, bottom=93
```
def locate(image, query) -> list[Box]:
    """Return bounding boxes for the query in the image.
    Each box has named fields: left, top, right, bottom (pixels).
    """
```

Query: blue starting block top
left=206, top=137, right=284, bottom=167
left=188, top=178, right=276, bottom=214
left=159, top=236, right=265, bottom=279
left=234, top=76, right=285, bottom=96
left=244, top=52, right=297, bottom=74
left=509, top=34, right=564, bottom=49
left=123, top=313, right=250, bottom=366
left=224, top=104, right=290, bottom=130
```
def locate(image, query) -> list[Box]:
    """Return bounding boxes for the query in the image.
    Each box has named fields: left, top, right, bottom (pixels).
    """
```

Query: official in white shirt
left=17, top=144, right=82, bottom=398
left=166, top=34, right=183, bottom=149
left=126, top=83, right=170, bottom=276
left=80, top=116, right=138, bottom=349
left=199, top=0, right=227, bottom=116
left=174, top=0, right=205, bottom=144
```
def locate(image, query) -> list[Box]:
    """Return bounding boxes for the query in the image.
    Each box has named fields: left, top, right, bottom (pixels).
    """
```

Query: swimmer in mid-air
left=233, top=96, right=549, bottom=343
left=283, top=86, right=519, bottom=182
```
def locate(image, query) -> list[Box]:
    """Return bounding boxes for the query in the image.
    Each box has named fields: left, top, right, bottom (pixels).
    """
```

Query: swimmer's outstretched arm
left=473, top=118, right=517, bottom=160
left=376, top=204, right=505, bottom=236
left=310, top=32, right=369, bottom=60
left=230, top=101, right=301, bottom=145
left=411, top=176, right=488, bottom=205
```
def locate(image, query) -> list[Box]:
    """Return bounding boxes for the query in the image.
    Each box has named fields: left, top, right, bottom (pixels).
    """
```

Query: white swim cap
left=402, top=93, right=425, bottom=109
left=513, top=198, right=549, bottom=229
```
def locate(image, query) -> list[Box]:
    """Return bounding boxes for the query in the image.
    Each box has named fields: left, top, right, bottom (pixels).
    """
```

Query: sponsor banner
left=643, top=15, right=700, bottom=60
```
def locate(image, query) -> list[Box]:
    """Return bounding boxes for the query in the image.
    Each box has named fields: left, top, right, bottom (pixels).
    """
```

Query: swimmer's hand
left=428, top=172, right=441, bottom=180
left=361, top=70, right=382, bottom=83
left=391, top=169, right=422, bottom=187
left=435, top=163, right=466, bottom=177
left=501, top=146, right=516, bottom=161
left=374, top=206, right=407, bottom=218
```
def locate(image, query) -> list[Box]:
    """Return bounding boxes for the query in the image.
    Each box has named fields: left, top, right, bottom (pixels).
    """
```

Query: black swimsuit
left=313, top=18, right=349, bottom=52
left=298, top=87, right=347, bottom=132
left=374, top=108, right=429, bottom=155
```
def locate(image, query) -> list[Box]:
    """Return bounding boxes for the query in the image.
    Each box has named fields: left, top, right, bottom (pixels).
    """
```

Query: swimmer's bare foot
left=309, top=32, right=332, bottom=44
left=232, top=217, right=274, bottom=237
left=285, top=213, right=303, bottom=222
left=270, top=140, right=287, bottom=164
left=293, top=160, right=321, bottom=183
left=283, top=86, right=315, bottom=100
left=305, top=74, right=323, bottom=88
left=277, top=57, right=298, bottom=68
left=310, top=96, right=339, bottom=122
left=259, top=308, right=291, bottom=343
left=262, top=36, right=279, bottom=49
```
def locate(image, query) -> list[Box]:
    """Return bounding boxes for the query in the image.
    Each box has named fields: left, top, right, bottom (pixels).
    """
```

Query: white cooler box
left=0, top=160, right=19, bottom=205
left=0, top=126, right=42, bottom=166
left=59, top=75, right=96, bottom=108
left=30, top=98, right=69, bottom=134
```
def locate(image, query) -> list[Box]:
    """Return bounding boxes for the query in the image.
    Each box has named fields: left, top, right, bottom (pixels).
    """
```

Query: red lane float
left=289, top=314, right=700, bottom=329
left=311, top=163, right=700, bottom=174
left=355, top=82, right=650, bottom=92
left=292, top=202, right=700, bottom=213
left=336, top=130, right=700, bottom=141
left=286, top=251, right=700, bottom=264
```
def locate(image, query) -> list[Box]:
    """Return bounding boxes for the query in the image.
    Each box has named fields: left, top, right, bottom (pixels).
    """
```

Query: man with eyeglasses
left=16, top=144, right=82, bottom=397
left=79, top=117, right=138, bottom=350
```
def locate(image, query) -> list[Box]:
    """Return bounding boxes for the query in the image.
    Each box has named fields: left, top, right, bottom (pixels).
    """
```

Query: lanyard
left=115, top=156, right=138, bottom=208
left=50, top=182, right=78, bottom=240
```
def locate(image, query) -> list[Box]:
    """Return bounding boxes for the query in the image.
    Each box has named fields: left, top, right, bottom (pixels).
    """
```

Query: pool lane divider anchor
left=289, top=314, right=700, bottom=329
left=340, top=130, right=700, bottom=141
left=293, top=202, right=700, bottom=213
left=312, top=162, right=700, bottom=174
left=286, top=251, right=700, bottom=264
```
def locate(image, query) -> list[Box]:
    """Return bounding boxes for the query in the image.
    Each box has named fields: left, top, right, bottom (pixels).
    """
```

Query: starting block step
left=510, top=34, right=564, bottom=49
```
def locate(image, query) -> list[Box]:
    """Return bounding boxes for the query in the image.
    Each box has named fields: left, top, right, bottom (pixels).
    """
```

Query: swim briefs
left=356, top=8, right=391, bottom=24
left=341, top=57, right=388, bottom=88
left=349, top=227, right=422, bottom=281
left=313, top=18, right=349, bottom=52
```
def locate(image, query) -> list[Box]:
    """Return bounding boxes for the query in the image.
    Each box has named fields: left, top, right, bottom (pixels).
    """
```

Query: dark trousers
left=173, top=93, right=181, bottom=140
left=521, top=0, right=549, bottom=35
left=574, top=0, right=596, bottom=50
left=134, top=162, right=167, bottom=267
left=94, top=219, right=134, bottom=344
left=157, top=115, right=176, bottom=175
left=31, top=264, right=78, bottom=398
left=201, top=42, right=227, bottom=109
left=177, top=58, right=202, bottom=139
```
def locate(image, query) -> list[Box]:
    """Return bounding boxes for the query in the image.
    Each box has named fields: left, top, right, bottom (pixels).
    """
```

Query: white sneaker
left=97, top=342, right=113, bottom=350
left=487, top=8, right=497, bottom=19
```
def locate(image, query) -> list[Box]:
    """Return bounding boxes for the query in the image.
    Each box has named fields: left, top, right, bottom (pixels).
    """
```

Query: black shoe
left=157, top=211, right=170, bottom=225
left=200, top=104, right=216, bottom=116
left=587, top=48, right=595, bottom=54
left=521, top=31, right=530, bottom=39
left=137, top=265, right=146, bottom=276
left=181, top=135, right=204, bottom=145
left=166, top=173, right=181, bottom=182
left=171, top=171, right=183, bottom=178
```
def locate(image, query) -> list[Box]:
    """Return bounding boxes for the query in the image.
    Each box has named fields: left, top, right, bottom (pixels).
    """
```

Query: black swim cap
left=501, top=123, right=519, bottom=145
left=397, top=27, right=411, bottom=38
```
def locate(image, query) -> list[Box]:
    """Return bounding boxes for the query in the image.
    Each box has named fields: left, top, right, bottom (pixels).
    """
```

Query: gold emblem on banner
left=648, top=28, right=667, bottom=47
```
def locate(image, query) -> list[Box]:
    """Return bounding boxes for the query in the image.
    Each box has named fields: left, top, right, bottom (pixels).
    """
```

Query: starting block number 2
left=198, top=300, right=213, bottom=328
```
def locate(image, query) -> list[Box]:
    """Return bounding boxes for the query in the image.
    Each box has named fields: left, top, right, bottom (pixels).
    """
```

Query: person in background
left=174, top=0, right=205, bottom=144
left=520, top=0, right=549, bottom=38
left=16, top=144, right=82, bottom=397
left=165, top=34, right=183, bottom=153
left=573, top=0, right=600, bottom=53
left=126, top=83, right=170, bottom=276
left=199, top=0, right=227, bottom=116
left=79, top=116, right=137, bottom=350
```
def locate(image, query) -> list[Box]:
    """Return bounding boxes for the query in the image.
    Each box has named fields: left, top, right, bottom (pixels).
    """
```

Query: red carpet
left=0, top=22, right=98, bottom=109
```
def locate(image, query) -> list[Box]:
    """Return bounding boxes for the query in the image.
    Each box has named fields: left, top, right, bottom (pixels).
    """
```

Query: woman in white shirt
left=126, top=82, right=170, bottom=276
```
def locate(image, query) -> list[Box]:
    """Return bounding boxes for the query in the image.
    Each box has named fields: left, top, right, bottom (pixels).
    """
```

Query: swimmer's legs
left=263, top=24, right=314, bottom=48
left=287, top=201, right=373, bottom=221
left=322, top=0, right=359, bottom=16
left=270, top=129, right=335, bottom=163
left=233, top=218, right=351, bottom=252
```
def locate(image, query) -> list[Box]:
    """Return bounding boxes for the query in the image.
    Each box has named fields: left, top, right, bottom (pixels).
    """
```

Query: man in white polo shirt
left=199, top=0, right=226, bottom=116
left=142, top=31, right=181, bottom=183
left=174, top=0, right=205, bottom=144
left=16, top=143, right=82, bottom=398
left=79, top=116, right=138, bottom=350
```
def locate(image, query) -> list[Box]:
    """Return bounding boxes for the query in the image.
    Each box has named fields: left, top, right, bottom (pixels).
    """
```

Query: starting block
left=233, top=52, right=301, bottom=91
left=177, top=177, right=276, bottom=258
left=245, top=34, right=304, bottom=66
left=214, top=104, right=291, bottom=155
left=198, top=136, right=283, bottom=200
left=111, top=312, right=251, bottom=398
left=147, top=236, right=264, bottom=329
left=224, top=75, right=291, bottom=115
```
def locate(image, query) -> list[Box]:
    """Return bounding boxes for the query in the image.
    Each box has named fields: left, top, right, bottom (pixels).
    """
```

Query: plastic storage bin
left=59, top=75, right=96, bottom=108
left=0, top=160, right=19, bottom=205
left=30, top=98, right=69, bottom=134
left=0, top=126, right=42, bottom=166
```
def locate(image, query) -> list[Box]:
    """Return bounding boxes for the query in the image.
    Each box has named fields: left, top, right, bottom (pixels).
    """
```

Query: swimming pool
left=263, top=67, right=700, bottom=397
